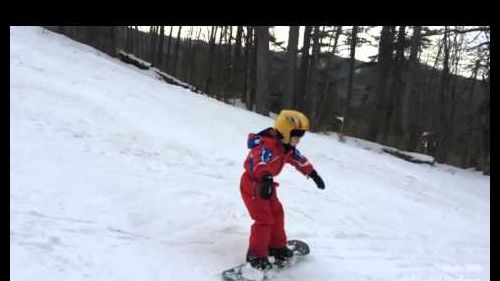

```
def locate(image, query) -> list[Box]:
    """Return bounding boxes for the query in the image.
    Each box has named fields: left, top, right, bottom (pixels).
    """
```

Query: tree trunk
left=463, top=61, right=479, bottom=166
left=157, top=26, right=165, bottom=70
left=126, top=26, right=132, bottom=53
left=332, top=26, right=342, bottom=54
left=308, top=26, right=321, bottom=129
left=205, top=26, right=218, bottom=95
left=387, top=26, right=406, bottom=147
left=481, top=77, right=490, bottom=172
left=401, top=26, right=422, bottom=150
left=345, top=26, right=358, bottom=112
left=108, top=26, right=116, bottom=56
left=234, top=26, right=243, bottom=64
left=224, top=26, right=234, bottom=102
left=234, top=26, right=244, bottom=97
left=447, top=29, right=464, bottom=159
left=134, top=26, right=140, bottom=57
left=188, top=28, right=202, bottom=85
left=166, top=26, right=173, bottom=71
left=250, top=28, right=258, bottom=110
left=243, top=27, right=253, bottom=110
left=436, top=26, right=451, bottom=162
left=282, top=26, right=299, bottom=109
left=173, top=26, right=183, bottom=76
left=153, top=26, right=160, bottom=63
left=425, top=38, right=443, bottom=131
left=149, top=26, right=156, bottom=64
left=370, top=26, right=395, bottom=143
left=255, top=26, right=270, bottom=115
left=213, top=26, right=226, bottom=98
left=182, top=27, right=194, bottom=81
left=297, top=26, right=312, bottom=111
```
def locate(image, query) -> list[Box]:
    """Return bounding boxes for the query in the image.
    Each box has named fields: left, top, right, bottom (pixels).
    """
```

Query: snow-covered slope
left=10, top=27, right=490, bottom=281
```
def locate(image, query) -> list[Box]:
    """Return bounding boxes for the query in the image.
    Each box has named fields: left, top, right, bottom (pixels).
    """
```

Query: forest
left=44, top=26, right=490, bottom=173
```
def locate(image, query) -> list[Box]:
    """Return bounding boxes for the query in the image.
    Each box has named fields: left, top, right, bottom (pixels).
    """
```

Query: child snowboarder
left=240, top=109, right=325, bottom=270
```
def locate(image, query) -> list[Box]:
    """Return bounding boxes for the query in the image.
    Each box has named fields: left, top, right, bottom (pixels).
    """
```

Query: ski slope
left=10, top=27, right=490, bottom=281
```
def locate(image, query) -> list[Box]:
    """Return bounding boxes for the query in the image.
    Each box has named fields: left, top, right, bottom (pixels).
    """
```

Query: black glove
left=309, top=170, right=325, bottom=189
left=260, top=175, right=274, bottom=200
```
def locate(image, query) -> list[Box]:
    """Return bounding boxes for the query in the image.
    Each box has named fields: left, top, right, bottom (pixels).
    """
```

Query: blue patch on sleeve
left=247, top=136, right=262, bottom=149
left=260, top=148, right=273, bottom=163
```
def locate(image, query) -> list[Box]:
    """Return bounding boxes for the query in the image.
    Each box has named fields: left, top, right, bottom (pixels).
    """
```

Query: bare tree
left=148, top=26, right=156, bottom=64
left=446, top=27, right=465, bottom=157
left=243, top=27, right=254, bottom=110
left=233, top=26, right=244, bottom=74
left=462, top=27, right=490, bottom=168
left=387, top=26, right=407, bottom=147
left=166, top=26, right=173, bottom=71
left=308, top=26, right=321, bottom=129
left=182, top=27, right=194, bottom=81
left=205, top=26, right=218, bottom=95
left=157, top=26, right=165, bottom=70
left=369, top=26, right=395, bottom=143
left=223, top=26, right=234, bottom=102
left=401, top=26, right=422, bottom=150
left=108, top=26, right=116, bottom=56
left=435, top=26, right=451, bottom=161
left=297, top=26, right=312, bottom=110
left=232, top=26, right=244, bottom=98
left=249, top=27, right=258, bottom=110
left=331, top=26, right=342, bottom=54
left=422, top=36, right=443, bottom=131
left=345, top=26, right=358, bottom=113
left=187, top=28, right=202, bottom=85
left=134, top=26, right=141, bottom=58
left=213, top=26, right=226, bottom=97
left=173, top=26, right=183, bottom=76
left=255, top=26, right=270, bottom=115
left=183, top=26, right=195, bottom=82
left=126, top=26, right=133, bottom=53
left=282, top=26, right=299, bottom=109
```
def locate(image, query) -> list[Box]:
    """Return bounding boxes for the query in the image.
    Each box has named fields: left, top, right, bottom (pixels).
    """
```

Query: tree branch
left=421, top=27, right=489, bottom=37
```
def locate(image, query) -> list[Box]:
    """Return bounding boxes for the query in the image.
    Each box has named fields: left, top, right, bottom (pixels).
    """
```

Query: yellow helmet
left=274, top=110, right=310, bottom=144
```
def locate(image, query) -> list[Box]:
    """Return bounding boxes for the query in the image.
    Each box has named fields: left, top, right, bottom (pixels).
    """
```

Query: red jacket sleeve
left=285, top=148, right=314, bottom=176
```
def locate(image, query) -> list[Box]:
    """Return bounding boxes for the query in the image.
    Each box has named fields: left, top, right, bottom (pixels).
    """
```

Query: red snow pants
left=240, top=172, right=287, bottom=258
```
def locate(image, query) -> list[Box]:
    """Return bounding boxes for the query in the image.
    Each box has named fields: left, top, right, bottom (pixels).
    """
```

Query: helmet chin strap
left=282, top=143, right=294, bottom=152
left=275, top=129, right=285, bottom=141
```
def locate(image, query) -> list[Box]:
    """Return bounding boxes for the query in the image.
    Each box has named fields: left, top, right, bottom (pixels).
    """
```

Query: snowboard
left=221, top=240, right=310, bottom=281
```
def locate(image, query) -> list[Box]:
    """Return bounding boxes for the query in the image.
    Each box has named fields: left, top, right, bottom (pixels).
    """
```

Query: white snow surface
left=11, top=27, right=490, bottom=281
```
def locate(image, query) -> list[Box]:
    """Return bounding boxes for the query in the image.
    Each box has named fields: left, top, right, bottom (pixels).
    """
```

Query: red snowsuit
left=240, top=128, right=315, bottom=258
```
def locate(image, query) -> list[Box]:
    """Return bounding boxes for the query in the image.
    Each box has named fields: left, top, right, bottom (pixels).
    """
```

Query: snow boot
left=246, top=253, right=273, bottom=270
left=269, top=247, right=294, bottom=264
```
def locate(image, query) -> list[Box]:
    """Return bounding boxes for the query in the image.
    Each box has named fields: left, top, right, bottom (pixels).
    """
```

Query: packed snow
left=10, top=27, right=490, bottom=281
